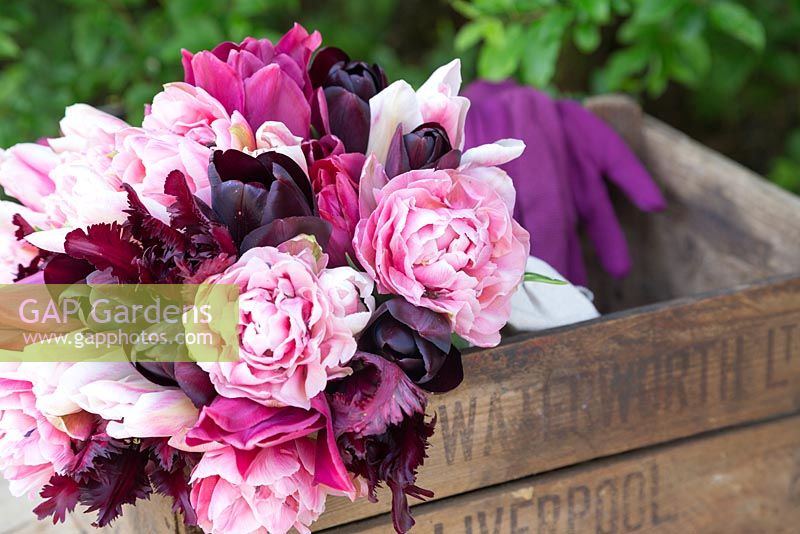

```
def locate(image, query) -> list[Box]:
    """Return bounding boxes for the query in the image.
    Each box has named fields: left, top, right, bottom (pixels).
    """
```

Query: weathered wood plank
left=341, top=413, right=800, bottom=533
left=313, top=275, right=800, bottom=529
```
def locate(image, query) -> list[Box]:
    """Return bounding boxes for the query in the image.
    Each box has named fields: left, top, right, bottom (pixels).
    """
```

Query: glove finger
left=558, top=100, right=666, bottom=212
left=565, top=232, right=589, bottom=286
left=567, top=150, right=633, bottom=278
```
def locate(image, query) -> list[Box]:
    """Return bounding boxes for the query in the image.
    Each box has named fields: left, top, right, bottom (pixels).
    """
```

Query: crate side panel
left=315, top=277, right=800, bottom=529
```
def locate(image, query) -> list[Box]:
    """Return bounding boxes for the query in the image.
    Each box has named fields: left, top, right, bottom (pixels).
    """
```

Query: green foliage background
left=1, top=0, right=798, bottom=193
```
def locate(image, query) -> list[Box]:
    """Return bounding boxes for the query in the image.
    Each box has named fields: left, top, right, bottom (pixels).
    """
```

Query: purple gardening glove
left=463, top=80, right=665, bottom=285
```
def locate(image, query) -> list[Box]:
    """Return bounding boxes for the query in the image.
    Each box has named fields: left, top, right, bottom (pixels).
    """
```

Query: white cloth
left=508, top=256, right=600, bottom=332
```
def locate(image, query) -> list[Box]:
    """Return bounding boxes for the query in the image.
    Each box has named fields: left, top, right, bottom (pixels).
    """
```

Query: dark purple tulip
left=358, top=299, right=463, bottom=393
left=384, top=123, right=462, bottom=178
left=208, top=149, right=331, bottom=251
left=310, top=47, right=388, bottom=153
left=328, top=352, right=434, bottom=533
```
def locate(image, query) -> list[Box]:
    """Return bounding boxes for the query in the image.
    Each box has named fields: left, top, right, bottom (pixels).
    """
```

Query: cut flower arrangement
left=0, top=24, right=541, bottom=534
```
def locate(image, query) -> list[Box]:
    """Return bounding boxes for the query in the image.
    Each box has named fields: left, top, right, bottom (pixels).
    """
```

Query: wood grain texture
left=340, top=413, right=800, bottom=534
left=312, top=275, right=800, bottom=530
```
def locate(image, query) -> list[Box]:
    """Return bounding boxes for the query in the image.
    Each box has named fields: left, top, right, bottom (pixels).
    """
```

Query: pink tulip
left=181, top=24, right=321, bottom=138
left=354, top=166, right=530, bottom=347
left=48, top=103, right=129, bottom=155
left=190, top=440, right=330, bottom=534
left=199, top=237, right=373, bottom=409
left=143, top=82, right=231, bottom=145
left=0, top=144, right=57, bottom=212
left=183, top=395, right=354, bottom=494
left=0, top=363, right=74, bottom=498
left=34, top=362, right=199, bottom=440
left=111, top=128, right=212, bottom=206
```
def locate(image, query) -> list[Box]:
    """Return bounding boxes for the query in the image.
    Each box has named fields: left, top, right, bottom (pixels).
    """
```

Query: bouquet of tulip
left=0, top=24, right=532, bottom=534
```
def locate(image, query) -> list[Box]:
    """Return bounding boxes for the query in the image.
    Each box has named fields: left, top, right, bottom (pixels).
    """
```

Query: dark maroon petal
left=142, top=438, right=181, bottom=472
left=68, top=434, right=119, bottom=476
left=43, top=254, right=94, bottom=285
left=302, top=134, right=345, bottom=168
left=209, top=149, right=271, bottom=186
left=240, top=215, right=331, bottom=253
left=34, top=475, right=80, bottom=524
left=79, top=447, right=152, bottom=527
left=324, top=86, right=371, bottom=154
left=174, top=363, right=216, bottom=408
left=211, top=180, right=270, bottom=245
left=12, top=213, right=34, bottom=240
left=64, top=223, right=142, bottom=283
left=123, top=184, right=186, bottom=252
left=334, top=409, right=435, bottom=534
left=134, top=363, right=178, bottom=388
left=434, top=149, right=462, bottom=170
left=257, top=151, right=315, bottom=210
left=262, top=176, right=315, bottom=224
left=309, top=47, right=350, bottom=87
left=148, top=462, right=197, bottom=526
left=164, top=171, right=218, bottom=234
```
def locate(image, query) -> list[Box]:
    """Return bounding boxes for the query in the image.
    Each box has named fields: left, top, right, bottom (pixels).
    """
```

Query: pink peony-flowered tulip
left=309, top=152, right=364, bottom=267
left=354, top=166, right=529, bottom=347
left=0, top=363, right=75, bottom=498
left=0, top=144, right=57, bottom=212
left=199, top=237, right=374, bottom=409
left=143, top=82, right=231, bottom=145
left=190, top=440, right=330, bottom=534
left=181, top=24, right=321, bottom=138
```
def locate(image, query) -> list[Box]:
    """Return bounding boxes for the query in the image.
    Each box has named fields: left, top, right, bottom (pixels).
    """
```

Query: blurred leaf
left=0, top=32, right=19, bottom=59
left=769, top=158, right=800, bottom=193
left=520, top=8, right=573, bottom=87
left=611, top=0, right=631, bottom=16
left=668, top=35, right=711, bottom=86
left=708, top=2, right=765, bottom=51
left=573, top=21, right=601, bottom=53
left=628, top=0, right=685, bottom=26
left=455, top=19, right=492, bottom=51
left=451, top=0, right=483, bottom=18
left=572, top=0, right=610, bottom=23
left=594, top=44, right=650, bottom=92
left=478, top=22, right=523, bottom=80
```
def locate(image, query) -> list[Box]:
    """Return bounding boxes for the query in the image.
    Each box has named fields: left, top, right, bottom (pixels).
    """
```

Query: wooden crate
left=101, top=97, right=800, bottom=533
